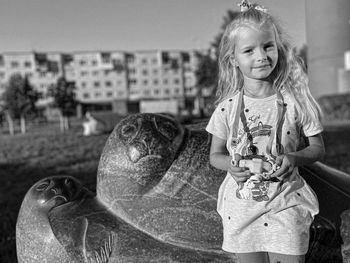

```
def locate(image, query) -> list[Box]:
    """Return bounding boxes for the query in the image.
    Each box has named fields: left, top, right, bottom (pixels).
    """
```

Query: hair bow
left=238, top=0, right=268, bottom=13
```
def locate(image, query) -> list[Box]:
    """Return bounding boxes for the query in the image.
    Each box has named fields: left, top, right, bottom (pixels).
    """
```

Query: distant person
left=83, top=111, right=99, bottom=136
left=205, top=1, right=325, bottom=262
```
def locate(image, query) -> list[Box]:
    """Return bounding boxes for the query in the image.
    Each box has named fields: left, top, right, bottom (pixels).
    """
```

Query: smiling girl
left=205, top=1, right=325, bottom=262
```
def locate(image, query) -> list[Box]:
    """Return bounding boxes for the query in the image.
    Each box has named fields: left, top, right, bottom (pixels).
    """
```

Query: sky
left=0, top=0, right=306, bottom=53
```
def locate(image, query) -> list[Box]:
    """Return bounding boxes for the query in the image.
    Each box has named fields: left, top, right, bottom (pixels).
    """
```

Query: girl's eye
left=265, top=44, right=275, bottom=50
left=244, top=49, right=253, bottom=54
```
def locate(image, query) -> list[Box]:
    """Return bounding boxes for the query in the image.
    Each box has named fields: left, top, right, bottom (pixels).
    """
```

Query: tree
left=195, top=51, right=218, bottom=90
left=195, top=10, right=240, bottom=116
left=48, top=77, right=77, bottom=132
left=211, top=10, right=240, bottom=53
left=1, top=74, right=39, bottom=135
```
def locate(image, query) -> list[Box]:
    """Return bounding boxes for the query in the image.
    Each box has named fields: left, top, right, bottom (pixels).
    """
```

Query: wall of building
left=306, top=0, right=350, bottom=98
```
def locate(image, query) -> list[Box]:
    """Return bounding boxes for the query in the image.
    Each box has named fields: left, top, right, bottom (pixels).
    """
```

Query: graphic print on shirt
left=231, top=115, right=273, bottom=155
left=232, top=115, right=274, bottom=202
left=236, top=179, right=270, bottom=202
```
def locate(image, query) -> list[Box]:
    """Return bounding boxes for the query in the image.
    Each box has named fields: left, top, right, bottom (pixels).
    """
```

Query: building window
left=81, top=82, right=87, bottom=88
left=129, top=68, right=136, bottom=74
left=142, top=69, right=148, bottom=75
left=92, top=70, right=99, bottom=76
left=127, top=55, right=135, bottom=63
left=11, top=61, right=19, bottom=68
left=141, top=58, right=148, bottom=64
left=152, top=58, right=158, bottom=64
left=153, top=79, right=158, bottom=85
left=95, top=92, right=101, bottom=97
left=175, top=88, right=180, bottom=94
left=81, top=71, right=88, bottom=77
left=105, top=81, right=112, bottom=87
left=101, top=52, right=111, bottom=64
left=143, top=80, right=148, bottom=85
left=153, top=69, right=158, bottom=74
left=24, top=61, right=31, bottom=68
left=164, top=89, right=170, bottom=95
left=144, top=90, right=150, bottom=96
left=106, top=91, right=113, bottom=97
left=79, top=60, right=87, bottom=66
left=174, top=78, right=180, bottom=84
left=163, top=79, right=168, bottom=85
left=39, top=72, right=46, bottom=78
left=91, top=60, right=98, bottom=66
left=118, top=91, right=125, bottom=96
left=129, top=79, right=137, bottom=85
left=154, top=89, right=159, bottom=95
left=83, top=93, right=90, bottom=99
left=94, top=81, right=100, bottom=88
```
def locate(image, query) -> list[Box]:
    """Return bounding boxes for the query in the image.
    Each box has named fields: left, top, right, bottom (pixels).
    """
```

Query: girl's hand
left=228, top=160, right=251, bottom=183
left=270, top=154, right=297, bottom=181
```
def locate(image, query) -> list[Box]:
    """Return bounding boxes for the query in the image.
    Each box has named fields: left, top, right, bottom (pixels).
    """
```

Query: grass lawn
left=0, top=119, right=349, bottom=262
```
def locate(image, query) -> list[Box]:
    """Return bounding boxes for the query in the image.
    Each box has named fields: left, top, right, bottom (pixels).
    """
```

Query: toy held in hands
left=232, top=155, right=280, bottom=180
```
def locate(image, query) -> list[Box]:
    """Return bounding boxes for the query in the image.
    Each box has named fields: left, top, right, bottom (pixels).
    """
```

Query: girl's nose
left=257, top=56, right=267, bottom=62
left=256, top=49, right=267, bottom=62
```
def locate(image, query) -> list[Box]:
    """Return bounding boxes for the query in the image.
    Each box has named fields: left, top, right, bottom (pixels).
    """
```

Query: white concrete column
left=305, top=0, right=350, bottom=98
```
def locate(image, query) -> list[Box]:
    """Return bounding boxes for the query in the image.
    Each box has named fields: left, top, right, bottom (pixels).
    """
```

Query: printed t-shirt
left=205, top=91, right=323, bottom=255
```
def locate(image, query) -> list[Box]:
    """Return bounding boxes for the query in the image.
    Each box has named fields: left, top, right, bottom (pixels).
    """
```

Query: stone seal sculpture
left=16, top=113, right=349, bottom=262
left=97, top=113, right=225, bottom=251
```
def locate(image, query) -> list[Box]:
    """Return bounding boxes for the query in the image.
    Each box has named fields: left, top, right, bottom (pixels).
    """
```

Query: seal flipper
left=48, top=198, right=118, bottom=262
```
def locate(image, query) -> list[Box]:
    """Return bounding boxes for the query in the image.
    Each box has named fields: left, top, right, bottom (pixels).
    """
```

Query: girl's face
left=233, top=25, right=278, bottom=82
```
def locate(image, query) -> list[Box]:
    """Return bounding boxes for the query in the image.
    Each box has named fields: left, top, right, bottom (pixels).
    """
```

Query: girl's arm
left=210, top=135, right=251, bottom=182
left=272, top=133, right=325, bottom=179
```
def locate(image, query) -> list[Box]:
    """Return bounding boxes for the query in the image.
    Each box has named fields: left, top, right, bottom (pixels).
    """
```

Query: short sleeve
left=205, top=103, right=228, bottom=140
left=302, top=118, right=324, bottom=137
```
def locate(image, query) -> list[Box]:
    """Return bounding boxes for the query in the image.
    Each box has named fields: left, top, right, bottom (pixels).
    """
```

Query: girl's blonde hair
left=217, top=6, right=323, bottom=127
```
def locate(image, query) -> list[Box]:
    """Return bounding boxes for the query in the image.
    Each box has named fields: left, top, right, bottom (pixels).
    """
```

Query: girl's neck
left=243, top=80, right=275, bottom=99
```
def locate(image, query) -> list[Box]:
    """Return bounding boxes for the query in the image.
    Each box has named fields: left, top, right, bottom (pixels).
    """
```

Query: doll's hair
left=217, top=6, right=322, bottom=126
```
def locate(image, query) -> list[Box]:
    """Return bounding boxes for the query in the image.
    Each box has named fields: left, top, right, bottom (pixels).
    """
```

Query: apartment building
left=127, top=50, right=184, bottom=100
left=63, top=51, right=129, bottom=114
left=65, top=51, right=128, bottom=102
left=183, top=50, right=199, bottom=98
left=0, top=49, right=205, bottom=116
left=0, top=52, right=63, bottom=106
